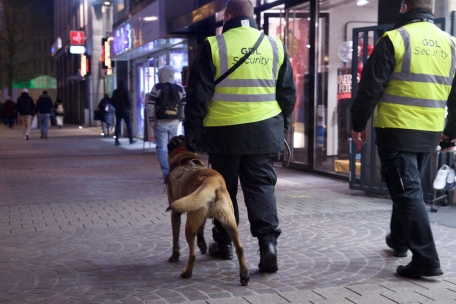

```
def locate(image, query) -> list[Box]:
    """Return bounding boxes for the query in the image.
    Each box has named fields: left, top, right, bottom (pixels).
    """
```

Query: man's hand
left=439, top=134, right=456, bottom=152
left=351, top=129, right=367, bottom=146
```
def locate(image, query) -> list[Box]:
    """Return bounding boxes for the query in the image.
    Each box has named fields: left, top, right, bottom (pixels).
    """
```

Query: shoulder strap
left=214, top=33, right=265, bottom=86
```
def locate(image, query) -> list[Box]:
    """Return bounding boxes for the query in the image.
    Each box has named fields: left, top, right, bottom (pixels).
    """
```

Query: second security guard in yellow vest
left=374, top=21, right=456, bottom=133
left=351, top=10, right=456, bottom=152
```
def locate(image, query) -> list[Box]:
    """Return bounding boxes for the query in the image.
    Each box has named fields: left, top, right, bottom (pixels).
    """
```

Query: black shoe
left=396, top=262, right=443, bottom=278
left=58, top=125, right=61, bottom=129
left=26, top=135, right=29, bottom=140
left=115, top=141, right=121, bottom=146
left=44, top=135, right=48, bottom=139
left=386, top=234, right=407, bottom=257
left=258, top=240, right=278, bottom=273
left=208, top=242, right=233, bottom=260
left=130, top=139, right=137, bottom=144
left=40, top=132, right=44, bottom=139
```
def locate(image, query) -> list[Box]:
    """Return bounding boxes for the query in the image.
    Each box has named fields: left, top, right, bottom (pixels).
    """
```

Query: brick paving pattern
left=1, top=124, right=456, bottom=303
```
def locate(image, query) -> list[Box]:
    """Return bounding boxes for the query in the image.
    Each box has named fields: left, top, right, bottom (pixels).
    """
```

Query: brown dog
left=165, top=135, right=250, bottom=286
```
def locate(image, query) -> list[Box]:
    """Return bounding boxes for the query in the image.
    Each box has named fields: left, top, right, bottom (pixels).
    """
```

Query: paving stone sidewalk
left=1, top=125, right=456, bottom=304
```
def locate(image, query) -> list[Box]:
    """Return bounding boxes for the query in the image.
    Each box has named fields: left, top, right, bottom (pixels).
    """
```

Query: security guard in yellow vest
left=351, top=0, right=456, bottom=278
left=184, top=0, right=296, bottom=273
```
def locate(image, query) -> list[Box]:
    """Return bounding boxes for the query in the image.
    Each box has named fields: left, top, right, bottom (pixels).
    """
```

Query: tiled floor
left=0, top=124, right=455, bottom=304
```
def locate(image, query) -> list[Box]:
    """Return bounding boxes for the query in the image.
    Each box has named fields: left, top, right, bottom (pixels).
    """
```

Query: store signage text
left=337, top=73, right=352, bottom=100
left=80, top=54, right=91, bottom=77
left=70, top=31, right=85, bottom=45
left=101, top=37, right=113, bottom=75
left=113, top=23, right=133, bottom=56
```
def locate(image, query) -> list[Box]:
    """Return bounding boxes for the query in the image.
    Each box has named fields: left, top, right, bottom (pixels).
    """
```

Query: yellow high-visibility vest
left=374, top=22, right=456, bottom=132
left=205, top=26, right=284, bottom=126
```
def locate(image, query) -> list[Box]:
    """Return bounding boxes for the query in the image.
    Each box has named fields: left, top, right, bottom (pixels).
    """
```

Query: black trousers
left=115, top=110, right=133, bottom=141
left=378, top=146, right=440, bottom=269
left=208, top=153, right=281, bottom=245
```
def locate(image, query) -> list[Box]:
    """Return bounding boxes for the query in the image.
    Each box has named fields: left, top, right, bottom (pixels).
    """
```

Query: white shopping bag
left=177, top=121, right=184, bottom=136
left=31, top=115, right=38, bottom=130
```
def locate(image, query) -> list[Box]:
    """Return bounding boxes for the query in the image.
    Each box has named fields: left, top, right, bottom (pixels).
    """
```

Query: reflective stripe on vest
left=373, top=22, right=456, bottom=131
left=204, top=27, right=284, bottom=127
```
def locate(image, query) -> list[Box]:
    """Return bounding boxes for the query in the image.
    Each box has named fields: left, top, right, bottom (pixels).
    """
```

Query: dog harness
left=168, top=159, right=205, bottom=200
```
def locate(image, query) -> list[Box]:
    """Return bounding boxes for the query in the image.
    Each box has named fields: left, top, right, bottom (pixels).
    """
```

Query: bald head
left=224, top=0, right=254, bottom=23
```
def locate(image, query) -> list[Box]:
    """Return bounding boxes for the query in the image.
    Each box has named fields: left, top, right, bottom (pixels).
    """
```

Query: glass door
left=264, top=8, right=318, bottom=166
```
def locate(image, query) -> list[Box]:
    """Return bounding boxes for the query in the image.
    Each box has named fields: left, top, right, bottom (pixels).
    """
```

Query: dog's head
left=167, top=135, right=187, bottom=156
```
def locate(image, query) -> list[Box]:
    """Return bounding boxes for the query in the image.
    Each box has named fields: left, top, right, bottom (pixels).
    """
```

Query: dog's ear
left=167, top=136, right=185, bottom=151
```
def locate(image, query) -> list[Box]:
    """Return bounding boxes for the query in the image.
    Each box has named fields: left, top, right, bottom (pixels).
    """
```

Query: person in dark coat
left=97, top=93, right=114, bottom=137
left=110, top=79, right=136, bottom=145
left=183, top=0, right=296, bottom=273
left=351, top=0, right=448, bottom=278
left=16, top=89, right=35, bottom=140
left=3, top=97, right=16, bottom=129
left=54, top=97, right=64, bottom=129
left=36, top=90, right=53, bottom=139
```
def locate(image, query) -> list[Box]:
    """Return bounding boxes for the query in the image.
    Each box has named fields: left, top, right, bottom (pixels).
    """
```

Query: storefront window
left=316, top=1, right=377, bottom=176
left=170, top=44, right=189, bottom=85
left=262, top=1, right=378, bottom=175
left=264, top=6, right=308, bottom=165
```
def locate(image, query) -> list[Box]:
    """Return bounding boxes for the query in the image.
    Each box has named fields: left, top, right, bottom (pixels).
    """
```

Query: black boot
left=208, top=241, right=233, bottom=260
left=258, top=235, right=278, bottom=273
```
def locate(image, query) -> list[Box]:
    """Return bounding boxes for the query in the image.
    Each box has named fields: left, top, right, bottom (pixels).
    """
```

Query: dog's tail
left=166, top=178, right=219, bottom=213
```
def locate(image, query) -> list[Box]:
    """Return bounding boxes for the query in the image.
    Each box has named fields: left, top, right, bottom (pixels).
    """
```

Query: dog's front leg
left=169, top=211, right=181, bottom=263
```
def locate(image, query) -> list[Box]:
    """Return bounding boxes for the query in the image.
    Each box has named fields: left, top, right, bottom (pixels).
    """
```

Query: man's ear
left=400, top=3, right=408, bottom=14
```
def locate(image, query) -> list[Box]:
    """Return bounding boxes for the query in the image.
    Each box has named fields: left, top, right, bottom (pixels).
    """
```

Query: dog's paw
left=181, top=270, right=192, bottom=278
left=240, top=273, right=250, bottom=286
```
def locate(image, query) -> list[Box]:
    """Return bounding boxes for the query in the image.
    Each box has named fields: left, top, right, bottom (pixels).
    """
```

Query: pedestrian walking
left=183, top=0, right=296, bottom=273
left=111, top=80, right=137, bottom=146
left=54, top=97, right=64, bottom=129
left=148, top=65, right=186, bottom=178
left=350, top=0, right=455, bottom=278
left=3, top=97, right=16, bottom=129
left=97, top=94, right=114, bottom=137
left=16, top=89, right=35, bottom=140
left=36, top=90, right=53, bottom=139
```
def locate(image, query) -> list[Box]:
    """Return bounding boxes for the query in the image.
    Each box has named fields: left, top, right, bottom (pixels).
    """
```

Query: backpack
left=156, top=82, right=182, bottom=120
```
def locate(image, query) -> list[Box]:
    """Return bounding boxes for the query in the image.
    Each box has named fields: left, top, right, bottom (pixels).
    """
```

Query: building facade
left=53, top=0, right=456, bottom=180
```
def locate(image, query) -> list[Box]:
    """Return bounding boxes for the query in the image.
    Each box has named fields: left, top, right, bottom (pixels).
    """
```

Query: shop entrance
left=264, top=5, right=329, bottom=168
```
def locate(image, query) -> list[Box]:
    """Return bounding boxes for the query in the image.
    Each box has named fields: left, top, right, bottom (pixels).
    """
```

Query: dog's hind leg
left=220, top=212, right=250, bottom=286
left=181, top=211, right=206, bottom=278
left=169, top=211, right=181, bottom=263
left=196, top=220, right=207, bottom=255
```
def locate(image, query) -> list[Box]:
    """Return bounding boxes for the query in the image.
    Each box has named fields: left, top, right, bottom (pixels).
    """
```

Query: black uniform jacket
left=351, top=9, right=456, bottom=152
left=184, top=16, right=297, bottom=155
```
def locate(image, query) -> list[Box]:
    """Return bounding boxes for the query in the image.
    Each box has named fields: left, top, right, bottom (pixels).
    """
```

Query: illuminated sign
left=70, top=46, right=86, bottom=54
left=70, top=31, right=85, bottom=45
left=80, top=54, right=91, bottom=77
left=101, top=37, right=113, bottom=75
left=112, top=23, right=133, bottom=56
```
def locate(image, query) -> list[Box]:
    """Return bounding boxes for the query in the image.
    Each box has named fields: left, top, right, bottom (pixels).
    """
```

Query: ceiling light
left=357, top=0, right=368, bottom=5
left=144, top=16, right=158, bottom=21
left=104, top=1, right=111, bottom=5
